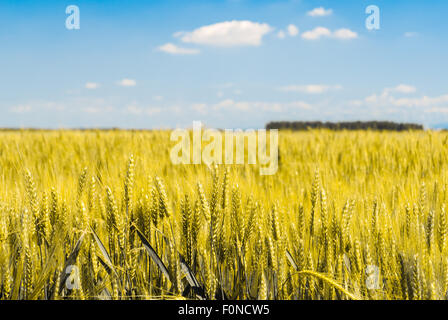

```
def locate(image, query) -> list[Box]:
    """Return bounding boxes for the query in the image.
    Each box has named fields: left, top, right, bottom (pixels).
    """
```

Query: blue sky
left=0, top=0, right=447, bottom=129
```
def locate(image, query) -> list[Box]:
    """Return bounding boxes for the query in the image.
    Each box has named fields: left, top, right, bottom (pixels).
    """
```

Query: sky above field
left=0, top=0, right=447, bottom=129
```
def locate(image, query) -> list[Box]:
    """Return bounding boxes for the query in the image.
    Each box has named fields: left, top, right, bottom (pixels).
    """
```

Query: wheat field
left=1, top=129, right=448, bottom=300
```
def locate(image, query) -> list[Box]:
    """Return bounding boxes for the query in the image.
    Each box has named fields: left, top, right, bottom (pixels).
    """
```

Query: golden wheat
left=0, top=129, right=447, bottom=300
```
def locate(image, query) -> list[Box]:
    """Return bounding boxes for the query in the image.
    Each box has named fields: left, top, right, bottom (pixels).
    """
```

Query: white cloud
left=10, top=105, right=32, bottom=113
left=351, top=86, right=448, bottom=110
left=118, top=78, right=137, bottom=87
left=125, top=105, right=162, bottom=116
left=153, top=96, right=164, bottom=101
left=73, top=98, right=114, bottom=114
left=9, top=102, right=65, bottom=114
left=350, top=85, right=415, bottom=104
left=277, top=30, right=286, bottom=39
left=301, top=27, right=357, bottom=40
left=85, top=82, right=100, bottom=90
left=287, top=101, right=312, bottom=110
left=386, top=84, right=417, bottom=94
left=425, top=107, right=448, bottom=114
left=192, top=103, right=207, bottom=114
left=217, top=82, right=235, bottom=89
left=391, top=95, right=448, bottom=108
left=404, top=32, right=419, bottom=38
left=157, top=43, right=200, bottom=55
left=144, top=107, right=163, bottom=116
left=287, top=24, right=299, bottom=37
left=83, top=107, right=104, bottom=114
left=211, top=99, right=311, bottom=112
left=332, top=28, right=358, bottom=40
left=76, top=98, right=115, bottom=114
left=279, top=84, right=342, bottom=94
left=307, top=7, right=333, bottom=17
left=125, top=105, right=143, bottom=115
left=8, top=98, right=120, bottom=117
left=178, top=20, right=272, bottom=47
left=277, top=25, right=299, bottom=39
left=214, top=99, right=250, bottom=111
left=301, top=27, right=331, bottom=40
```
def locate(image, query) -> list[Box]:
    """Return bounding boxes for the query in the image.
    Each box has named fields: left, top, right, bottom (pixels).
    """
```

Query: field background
left=1, top=129, right=448, bottom=300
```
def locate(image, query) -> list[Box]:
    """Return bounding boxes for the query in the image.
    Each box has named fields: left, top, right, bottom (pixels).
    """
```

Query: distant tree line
left=266, top=121, right=424, bottom=131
